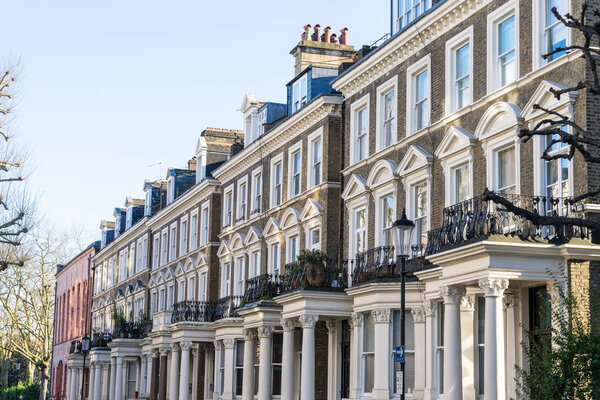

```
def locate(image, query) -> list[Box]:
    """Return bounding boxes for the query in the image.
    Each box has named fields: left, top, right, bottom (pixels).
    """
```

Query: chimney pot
left=322, top=26, right=331, bottom=43
left=303, top=24, right=311, bottom=41
left=312, top=24, right=321, bottom=41
left=330, top=33, right=338, bottom=43
left=340, top=27, right=348, bottom=45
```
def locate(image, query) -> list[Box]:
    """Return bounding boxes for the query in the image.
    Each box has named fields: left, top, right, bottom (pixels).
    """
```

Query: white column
left=89, top=362, right=96, bottom=400
left=411, top=308, right=426, bottom=400
left=145, top=354, right=153, bottom=397
left=372, top=309, right=391, bottom=399
left=280, top=320, right=295, bottom=400
left=423, top=302, right=434, bottom=400
left=109, top=357, right=116, bottom=400
left=505, top=293, right=519, bottom=400
left=179, top=342, right=192, bottom=400
left=257, top=326, right=274, bottom=400
left=204, top=345, right=215, bottom=400
left=460, top=295, right=476, bottom=400
left=101, top=363, right=110, bottom=400
left=191, top=347, right=199, bottom=400
left=66, top=366, right=73, bottom=400
left=441, top=286, right=465, bottom=400
left=479, top=279, right=509, bottom=400
left=299, top=314, right=318, bottom=400
left=223, top=339, right=236, bottom=400
left=74, top=367, right=81, bottom=400
left=140, top=356, right=147, bottom=397
left=114, top=357, right=124, bottom=400
left=93, top=363, right=103, bottom=400
left=349, top=313, right=363, bottom=399
left=213, top=341, right=221, bottom=400
left=169, top=343, right=180, bottom=400
left=325, top=320, right=338, bottom=400
left=242, top=329, right=257, bottom=400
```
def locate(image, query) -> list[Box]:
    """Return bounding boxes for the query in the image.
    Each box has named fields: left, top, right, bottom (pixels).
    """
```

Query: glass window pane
left=363, top=313, right=375, bottom=352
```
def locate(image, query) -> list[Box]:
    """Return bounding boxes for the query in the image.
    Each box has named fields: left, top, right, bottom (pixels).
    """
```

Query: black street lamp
left=80, top=335, right=90, bottom=400
left=392, top=208, right=414, bottom=400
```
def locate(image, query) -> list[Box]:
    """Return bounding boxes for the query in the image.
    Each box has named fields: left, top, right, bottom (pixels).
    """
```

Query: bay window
left=362, top=313, right=375, bottom=393
left=436, top=302, right=444, bottom=396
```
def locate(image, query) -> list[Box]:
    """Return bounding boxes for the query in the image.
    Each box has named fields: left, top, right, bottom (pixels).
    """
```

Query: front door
left=340, top=320, right=351, bottom=398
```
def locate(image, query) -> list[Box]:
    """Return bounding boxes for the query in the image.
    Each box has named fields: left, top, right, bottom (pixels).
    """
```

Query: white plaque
left=396, top=371, right=403, bottom=394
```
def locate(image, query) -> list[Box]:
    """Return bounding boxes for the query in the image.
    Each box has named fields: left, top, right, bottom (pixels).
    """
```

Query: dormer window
left=167, top=177, right=175, bottom=204
left=126, top=208, right=133, bottom=229
left=257, top=110, right=266, bottom=137
left=144, top=189, right=152, bottom=217
left=395, top=0, right=432, bottom=32
left=114, top=216, right=121, bottom=238
left=292, top=75, right=308, bottom=113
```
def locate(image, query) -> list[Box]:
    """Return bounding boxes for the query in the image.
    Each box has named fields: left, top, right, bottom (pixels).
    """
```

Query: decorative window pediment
left=217, top=240, right=231, bottom=257
left=281, top=207, right=301, bottom=231
left=230, top=232, right=246, bottom=251
left=397, top=145, right=433, bottom=177
left=366, top=159, right=398, bottom=189
left=244, top=226, right=263, bottom=246
left=263, top=217, right=281, bottom=238
left=195, top=252, right=207, bottom=268
left=435, top=126, right=476, bottom=159
left=522, top=80, right=577, bottom=121
left=474, top=102, right=522, bottom=140
left=300, top=199, right=324, bottom=222
left=175, top=261, right=186, bottom=277
left=342, top=174, right=367, bottom=201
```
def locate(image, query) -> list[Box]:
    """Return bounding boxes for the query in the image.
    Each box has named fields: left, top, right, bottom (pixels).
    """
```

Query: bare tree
left=484, top=4, right=600, bottom=232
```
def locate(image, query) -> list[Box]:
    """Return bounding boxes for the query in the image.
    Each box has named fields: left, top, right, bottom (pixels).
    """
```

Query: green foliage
left=0, top=382, right=40, bottom=400
left=296, top=249, right=331, bottom=266
left=515, top=281, right=600, bottom=400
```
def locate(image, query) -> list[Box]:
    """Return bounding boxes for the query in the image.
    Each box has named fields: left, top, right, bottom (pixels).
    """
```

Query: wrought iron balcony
left=278, top=260, right=348, bottom=296
left=425, top=193, right=591, bottom=256
left=91, top=332, right=113, bottom=348
left=214, top=296, right=243, bottom=320
left=243, top=274, right=281, bottom=304
left=350, top=245, right=431, bottom=286
left=171, top=301, right=215, bottom=323
left=69, top=340, right=81, bottom=354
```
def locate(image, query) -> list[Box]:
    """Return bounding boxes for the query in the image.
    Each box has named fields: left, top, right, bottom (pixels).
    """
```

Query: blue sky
left=2, top=1, right=388, bottom=235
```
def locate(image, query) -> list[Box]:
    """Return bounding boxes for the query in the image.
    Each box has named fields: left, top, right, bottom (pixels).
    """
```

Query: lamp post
left=14, top=362, right=20, bottom=400
left=80, top=335, right=90, bottom=400
left=392, top=209, right=414, bottom=400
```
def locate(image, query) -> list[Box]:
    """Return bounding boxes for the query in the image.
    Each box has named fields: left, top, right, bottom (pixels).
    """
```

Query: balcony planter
left=297, top=250, right=331, bottom=287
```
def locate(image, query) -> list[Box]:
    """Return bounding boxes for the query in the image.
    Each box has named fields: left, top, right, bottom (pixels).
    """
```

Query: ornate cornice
left=372, top=308, right=392, bottom=323
left=411, top=307, right=426, bottom=323
left=440, top=286, right=466, bottom=304
left=349, top=312, right=363, bottom=328
left=478, top=278, right=509, bottom=297
left=332, top=0, right=491, bottom=99
left=299, top=314, right=319, bottom=328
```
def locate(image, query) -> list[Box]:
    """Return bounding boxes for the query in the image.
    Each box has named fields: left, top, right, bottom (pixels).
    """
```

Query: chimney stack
left=311, top=24, right=321, bottom=41
left=321, top=26, right=331, bottom=43
left=188, top=156, right=197, bottom=171
left=330, top=33, right=338, bottom=43
left=303, top=24, right=311, bottom=41
left=339, top=28, right=348, bottom=45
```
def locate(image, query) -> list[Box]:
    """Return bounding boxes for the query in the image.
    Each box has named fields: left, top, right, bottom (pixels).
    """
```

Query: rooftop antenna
left=148, top=161, right=163, bottom=180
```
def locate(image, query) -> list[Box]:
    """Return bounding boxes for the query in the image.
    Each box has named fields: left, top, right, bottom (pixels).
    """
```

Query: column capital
left=170, top=343, right=180, bottom=353
left=325, top=320, right=337, bottom=334
left=440, top=285, right=466, bottom=304
left=281, top=319, right=296, bottom=332
left=349, top=312, right=363, bottom=328
left=223, top=338, right=236, bottom=349
left=115, top=357, right=124, bottom=365
left=151, top=349, right=160, bottom=358
left=191, top=347, right=198, bottom=357
left=180, top=341, right=193, bottom=351
left=504, top=292, right=519, bottom=309
left=159, top=347, right=170, bottom=357
left=423, top=300, right=436, bottom=316
left=478, top=278, right=509, bottom=297
left=411, top=307, right=426, bottom=323
left=203, top=343, right=213, bottom=353
left=372, top=308, right=391, bottom=323
left=258, top=326, right=275, bottom=339
left=299, top=314, right=319, bottom=328
left=213, top=340, right=222, bottom=350
left=243, top=328, right=258, bottom=340
left=460, top=295, right=475, bottom=312
left=103, top=363, right=110, bottom=371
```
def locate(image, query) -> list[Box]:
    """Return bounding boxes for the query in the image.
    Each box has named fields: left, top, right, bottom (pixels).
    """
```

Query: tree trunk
left=38, top=367, right=47, bottom=400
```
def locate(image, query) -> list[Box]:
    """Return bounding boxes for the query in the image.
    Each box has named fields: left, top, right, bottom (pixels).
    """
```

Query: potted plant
left=111, top=307, right=127, bottom=338
left=297, top=249, right=331, bottom=287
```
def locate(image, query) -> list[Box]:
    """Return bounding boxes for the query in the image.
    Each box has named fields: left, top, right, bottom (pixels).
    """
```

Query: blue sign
left=395, top=346, right=405, bottom=363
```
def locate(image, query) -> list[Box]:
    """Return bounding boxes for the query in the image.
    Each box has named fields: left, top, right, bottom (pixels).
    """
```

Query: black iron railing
left=171, top=301, right=215, bottom=323
left=350, top=245, right=431, bottom=285
left=214, top=296, right=243, bottom=319
left=243, top=274, right=281, bottom=304
left=425, top=194, right=590, bottom=256
left=91, top=332, right=113, bottom=348
left=69, top=340, right=81, bottom=354
left=278, top=260, right=348, bottom=295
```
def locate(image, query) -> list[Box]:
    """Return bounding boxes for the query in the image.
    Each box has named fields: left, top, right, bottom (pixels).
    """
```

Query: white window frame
left=249, top=248, right=261, bottom=278
left=435, top=301, right=444, bottom=396
left=177, top=278, right=186, bottom=302
left=180, top=215, right=189, bottom=256
left=268, top=241, right=281, bottom=276
left=288, top=141, right=303, bottom=199
left=292, top=74, right=308, bottom=113
left=376, top=76, right=398, bottom=151
left=221, top=262, right=232, bottom=298
left=445, top=27, right=473, bottom=114
left=394, top=0, right=432, bottom=32
left=223, top=185, right=234, bottom=228
left=142, top=235, right=148, bottom=272
left=443, top=154, right=474, bottom=206
left=270, top=154, right=284, bottom=208
left=286, top=232, right=300, bottom=263
left=372, top=183, right=396, bottom=247
left=152, top=234, right=160, bottom=269
left=487, top=2, right=519, bottom=93
left=406, top=55, right=431, bottom=135
left=190, top=208, right=199, bottom=250
left=307, top=128, right=323, bottom=189
left=199, top=270, right=208, bottom=301
left=361, top=312, right=375, bottom=395
left=167, top=284, right=175, bottom=310
left=234, top=255, right=246, bottom=296
left=237, top=176, right=248, bottom=223
left=160, top=228, right=168, bottom=266
left=136, top=238, right=143, bottom=274
left=144, top=188, right=152, bottom=217
left=200, top=202, right=210, bottom=245
left=350, top=94, right=370, bottom=164
left=484, top=133, right=521, bottom=197
left=532, top=0, right=570, bottom=69
left=405, top=170, right=431, bottom=248
left=169, top=222, right=178, bottom=262
left=348, top=201, right=368, bottom=261
left=251, top=166, right=263, bottom=215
